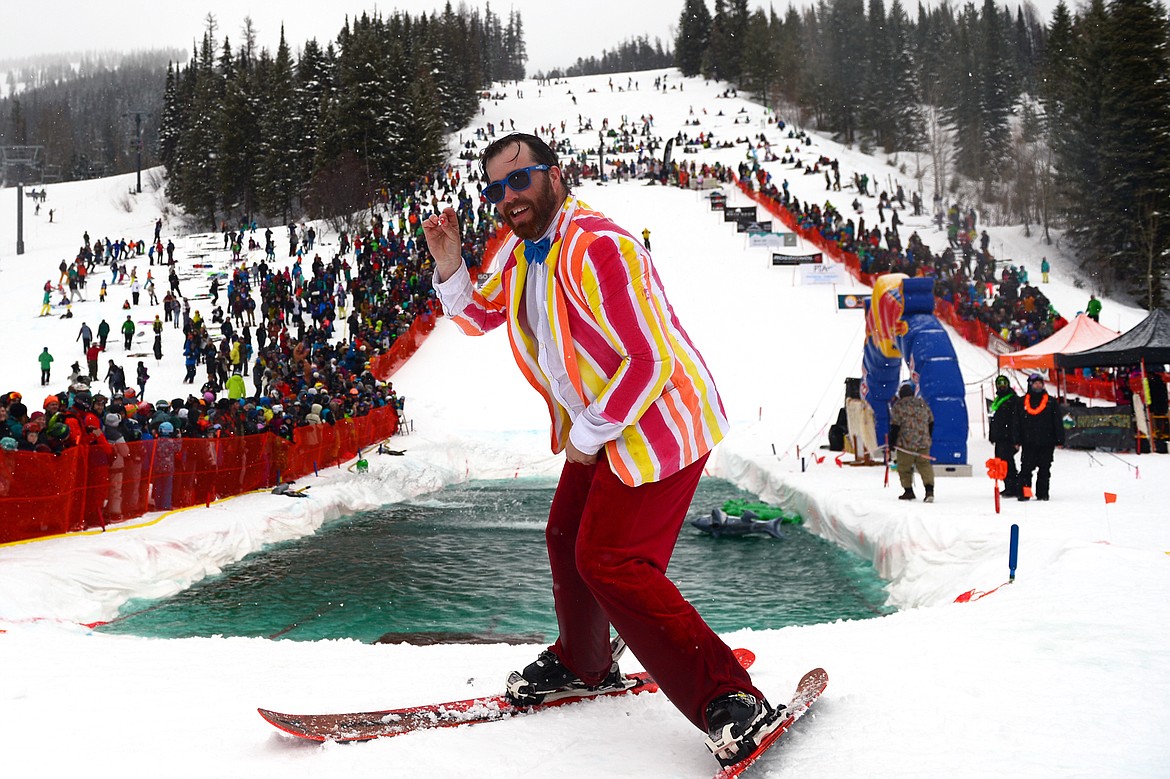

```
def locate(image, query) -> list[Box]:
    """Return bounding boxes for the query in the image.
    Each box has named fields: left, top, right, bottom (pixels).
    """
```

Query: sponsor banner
left=987, top=331, right=1013, bottom=356
left=771, top=252, right=823, bottom=266
left=723, top=206, right=757, bottom=221
left=1063, top=405, right=1134, bottom=450
left=737, top=220, right=773, bottom=233
left=747, top=232, right=798, bottom=248
left=709, top=191, right=726, bottom=210
left=800, top=263, right=845, bottom=284
left=837, top=293, right=870, bottom=310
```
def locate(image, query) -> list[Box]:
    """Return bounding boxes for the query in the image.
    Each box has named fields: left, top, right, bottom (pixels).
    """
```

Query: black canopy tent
left=1055, top=309, right=1170, bottom=452
left=1055, top=309, right=1170, bottom=369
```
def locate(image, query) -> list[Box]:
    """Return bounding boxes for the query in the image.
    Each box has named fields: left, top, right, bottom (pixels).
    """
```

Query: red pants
left=546, top=453, right=761, bottom=730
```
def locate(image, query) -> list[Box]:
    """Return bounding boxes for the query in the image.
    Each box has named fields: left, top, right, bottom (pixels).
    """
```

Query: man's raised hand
left=422, top=207, right=463, bottom=282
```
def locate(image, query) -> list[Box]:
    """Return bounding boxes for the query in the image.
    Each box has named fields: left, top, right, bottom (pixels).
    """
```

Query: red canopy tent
left=997, top=313, right=1119, bottom=370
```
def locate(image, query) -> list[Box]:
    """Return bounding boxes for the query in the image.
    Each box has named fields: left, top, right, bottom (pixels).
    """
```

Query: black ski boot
left=704, top=692, right=787, bottom=768
left=898, top=488, right=916, bottom=500
left=505, top=649, right=629, bottom=706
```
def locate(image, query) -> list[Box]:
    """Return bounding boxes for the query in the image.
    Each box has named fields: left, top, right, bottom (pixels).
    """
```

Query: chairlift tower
left=123, top=110, right=151, bottom=194
left=1, top=145, right=44, bottom=189
left=2, top=147, right=43, bottom=257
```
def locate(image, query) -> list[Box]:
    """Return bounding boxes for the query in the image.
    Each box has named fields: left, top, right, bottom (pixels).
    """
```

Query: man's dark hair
left=480, top=133, right=568, bottom=196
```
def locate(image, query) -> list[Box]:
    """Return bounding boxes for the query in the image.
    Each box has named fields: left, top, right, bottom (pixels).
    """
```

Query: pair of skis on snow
left=258, top=641, right=827, bottom=778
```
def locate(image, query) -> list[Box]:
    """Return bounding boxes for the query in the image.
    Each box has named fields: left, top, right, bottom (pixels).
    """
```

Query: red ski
left=714, top=667, right=828, bottom=778
left=259, top=647, right=756, bottom=743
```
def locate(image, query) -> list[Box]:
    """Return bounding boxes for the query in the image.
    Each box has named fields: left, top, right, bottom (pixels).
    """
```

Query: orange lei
left=1023, top=392, right=1049, bottom=415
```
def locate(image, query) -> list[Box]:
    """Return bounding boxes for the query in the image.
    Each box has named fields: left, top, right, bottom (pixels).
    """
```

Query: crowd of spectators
left=2, top=164, right=504, bottom=482
left=739, top=159, right=1063, bottom=351
left=3, top=98, right=1079, bottom=525
left=461, top=91, right=1058, bottom=358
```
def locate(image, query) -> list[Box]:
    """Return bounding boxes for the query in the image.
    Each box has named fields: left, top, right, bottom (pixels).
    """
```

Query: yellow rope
left=0, top=489, right=270, bottom=548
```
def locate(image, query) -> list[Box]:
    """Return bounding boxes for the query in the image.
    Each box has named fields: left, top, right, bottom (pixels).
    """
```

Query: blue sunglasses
left=482, top=164, right=550, bottom=204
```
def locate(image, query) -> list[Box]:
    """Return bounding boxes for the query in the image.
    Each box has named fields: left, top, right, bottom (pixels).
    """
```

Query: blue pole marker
left=1009, top=523, right=1020, bottom=582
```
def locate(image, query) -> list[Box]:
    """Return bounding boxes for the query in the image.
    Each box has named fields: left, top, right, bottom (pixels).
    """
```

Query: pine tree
left=396, top=55, right=446, bottom=187
left=8, top=98, right=27, bottom=144
left=703, top=0, right=733, bottom=81
left=158, top=63, right=181, bottom=169
left=773, top=6, right=806, bottom=108
left=1098, top=0, right=1170, bottom=307
left=675, top=0, right=712, bottom=77
left=739, top=9, right=776, bottom=102
left=293, top=38, right=332, bottom=201
left=480, top=2, right=502, bottom=86
left=913, top=3, right=955, bottom=109
left=170, top=30, right=224, bottom=228
left=217, top=38, right=262, bottom=223
left=1052, top=0, right=1110, bottom=280
left=1013, top=7, right=1038, bottom=96
left=943, top=6, right=983, bottom=180
left=825, top=0, right=867, bottom=143
left=1038, top=1, right=1075, bottom=130
left=432, top=2, right=482, bottom=131
left=325, top=14, right=398, bottom=187
left=722, top=0, right=750, bottom=84
left=886, top=0, right=923, bottom=151
left=256, top=29, right=298, bottom=223
left=154, top=4, right=487, bottom=227
left=162, top=53, right=196, bottom=207
left=861, top=0, right=895, bottom=150
left=978, top=0, right=1013, bottom=193
left=503, top=10, right=528, bottom=81
left=796, top=4, right=830, bottom=127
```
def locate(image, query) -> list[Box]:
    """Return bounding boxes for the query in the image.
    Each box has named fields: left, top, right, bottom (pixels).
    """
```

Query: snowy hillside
left=0, top=68, right=1167, bottom=778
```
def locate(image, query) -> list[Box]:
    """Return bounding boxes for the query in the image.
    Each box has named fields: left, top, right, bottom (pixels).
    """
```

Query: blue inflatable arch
left=862, top=275, right=968, bottom=465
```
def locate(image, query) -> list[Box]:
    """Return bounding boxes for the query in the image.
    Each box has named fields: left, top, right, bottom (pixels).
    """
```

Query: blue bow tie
left=525, top=237, right=552, bottom=265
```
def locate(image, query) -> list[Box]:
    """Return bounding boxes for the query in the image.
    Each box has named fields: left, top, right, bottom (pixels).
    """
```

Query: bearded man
left=423, top=133, right=782, bottom=769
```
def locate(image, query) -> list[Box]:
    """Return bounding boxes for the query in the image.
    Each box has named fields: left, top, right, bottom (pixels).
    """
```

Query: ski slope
left=0, top=68, right=1167, bottom=778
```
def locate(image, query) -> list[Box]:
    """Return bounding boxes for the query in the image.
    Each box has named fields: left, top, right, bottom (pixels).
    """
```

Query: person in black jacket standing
left=1016, top=373, right=1064, bottom=501
left=988, top=375, right=1022, bottom=497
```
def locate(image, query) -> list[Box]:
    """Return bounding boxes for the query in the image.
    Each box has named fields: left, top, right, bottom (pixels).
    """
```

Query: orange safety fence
left=368, top=303, right=442, bottom=380
left=737, top=179, right=999, bottom=355
left=738, top=180, right=1147, bottom=403
left=469, top=224, right=513, bottom=277
left=1059, top=372, right=1145, bottom=403
left=0, top=406, right=399, bottom=545
left=367, top=224, right=510, bottom=381
left=4, top=225, right=513, bottom=545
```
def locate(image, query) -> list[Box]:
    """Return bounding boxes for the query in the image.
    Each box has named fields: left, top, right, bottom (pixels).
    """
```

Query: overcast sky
left=4, top=0, right=1063, bottom=75
left=3, top=1, right=679, bottom=74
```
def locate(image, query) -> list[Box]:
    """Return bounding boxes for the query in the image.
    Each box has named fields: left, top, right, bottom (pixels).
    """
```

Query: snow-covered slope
left=0, top=68, right=1167, bottom=778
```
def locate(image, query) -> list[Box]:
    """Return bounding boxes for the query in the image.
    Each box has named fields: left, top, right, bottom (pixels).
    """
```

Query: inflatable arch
left=862, top=274, right=968, bottom=465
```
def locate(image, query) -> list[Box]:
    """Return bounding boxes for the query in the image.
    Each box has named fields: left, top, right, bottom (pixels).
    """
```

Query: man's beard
left=500, top=177, right=562, bottom=240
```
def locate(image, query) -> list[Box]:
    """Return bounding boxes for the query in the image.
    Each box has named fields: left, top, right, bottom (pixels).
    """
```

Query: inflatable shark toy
left=690, top=508, right=786, bottom=539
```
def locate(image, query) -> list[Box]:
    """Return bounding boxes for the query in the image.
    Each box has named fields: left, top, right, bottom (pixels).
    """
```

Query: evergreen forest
left=159, top=6, right=526, bottom=229
left=676, top=0, right=1170, bottom=307
left=2, top=0, right=1168, bottom=306
left=0, top=51, right=183, bottom=182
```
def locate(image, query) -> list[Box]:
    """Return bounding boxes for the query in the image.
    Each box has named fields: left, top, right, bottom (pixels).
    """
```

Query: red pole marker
left=986, top=458, right=1008, bottom=514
